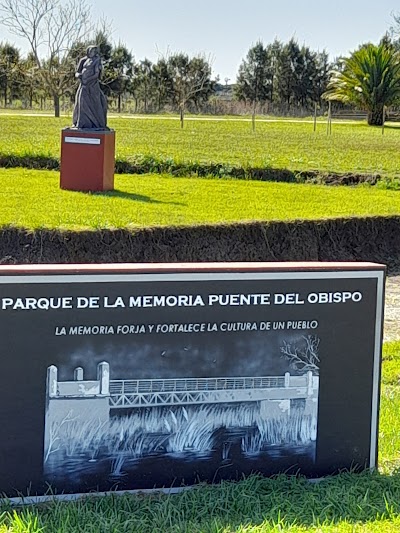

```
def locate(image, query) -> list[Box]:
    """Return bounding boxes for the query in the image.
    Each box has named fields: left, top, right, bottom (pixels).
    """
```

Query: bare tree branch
left=44, top=409, right=79, bottom=463
left=0, top=0, right=93, bottom=115
left=280, top=335, right=320, bottom=373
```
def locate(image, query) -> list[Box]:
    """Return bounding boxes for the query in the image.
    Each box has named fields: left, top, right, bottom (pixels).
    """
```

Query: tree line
left=0, top=36, right=330, bottom=119
left=235, top=39, right=330, bottom=128
left=0, top=0, right=332, bottom=123
left=1, top=0, right=400, bottom=126
left=0, top=36, right=215, bottom=125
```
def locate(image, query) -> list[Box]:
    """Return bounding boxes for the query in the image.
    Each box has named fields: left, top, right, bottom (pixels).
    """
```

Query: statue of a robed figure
left=72, top=45, right=108, bottom=130
left=60, top=45, right=115, bottom=191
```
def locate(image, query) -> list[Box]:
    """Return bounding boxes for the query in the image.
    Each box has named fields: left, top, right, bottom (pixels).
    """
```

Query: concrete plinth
left=60, top=129, right=115, bottom=192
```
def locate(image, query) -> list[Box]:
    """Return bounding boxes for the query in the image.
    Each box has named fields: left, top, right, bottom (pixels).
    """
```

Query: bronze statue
left=72, top=45, right=108, bottom=130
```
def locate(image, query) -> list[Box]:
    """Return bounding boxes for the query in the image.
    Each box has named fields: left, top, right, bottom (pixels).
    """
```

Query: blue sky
left=1, top=0, right=398, bottom=80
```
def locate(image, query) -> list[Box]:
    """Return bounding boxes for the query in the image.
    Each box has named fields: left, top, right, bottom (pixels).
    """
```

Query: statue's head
left=87, top=45, right=99, bottom=58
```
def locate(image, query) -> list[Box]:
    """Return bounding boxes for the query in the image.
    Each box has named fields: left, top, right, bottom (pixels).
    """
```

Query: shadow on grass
left=382, top=124, right=400, bottom=130
left=86, top=189, right=186, bottom=207
left=2, top=472, right=400, bottom=531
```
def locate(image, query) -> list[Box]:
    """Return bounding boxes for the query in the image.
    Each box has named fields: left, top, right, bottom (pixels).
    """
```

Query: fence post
left=313, top=102, right=317, bottom=132
left=382, top=106, right=386, bottom=135
left=327, top=101, right=332, bottom=135
left=47, top=365, right=58, bottom=398
left=285, top=372, right=290, bottom=388
left=97, top=362, right=110, bottom=395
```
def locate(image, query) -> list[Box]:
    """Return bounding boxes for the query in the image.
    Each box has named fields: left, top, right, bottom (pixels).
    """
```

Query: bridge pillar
left=74, top=367, right=84, bottom=381
left=46, top=365, right=58, bottom=398
left=97, top=362, right=110, bottom=395
left=284, top=372, right=290, bottom=388
left=44, top=364, right=111, bottom=465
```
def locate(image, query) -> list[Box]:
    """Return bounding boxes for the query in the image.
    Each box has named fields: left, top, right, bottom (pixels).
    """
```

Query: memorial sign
left=60, top=129, right=115, bottom=191
left=0, top=262, right=385, bottom=497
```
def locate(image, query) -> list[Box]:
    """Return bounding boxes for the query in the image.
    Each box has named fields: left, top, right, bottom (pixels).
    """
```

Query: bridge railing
left=109, top=376, right=287, bottom=395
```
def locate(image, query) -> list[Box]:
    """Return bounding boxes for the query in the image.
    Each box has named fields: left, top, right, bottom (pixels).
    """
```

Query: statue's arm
left=75, top=57, right=86, bottom=79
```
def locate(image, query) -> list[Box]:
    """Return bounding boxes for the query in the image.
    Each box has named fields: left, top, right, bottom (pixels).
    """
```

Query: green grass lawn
left=2, top=168, right=400, bottom=230
left=0, top=342, right=399, bottom=533
left=2, top=114, right=400, bottom=531
left=2, top=115, right=400, bottom=177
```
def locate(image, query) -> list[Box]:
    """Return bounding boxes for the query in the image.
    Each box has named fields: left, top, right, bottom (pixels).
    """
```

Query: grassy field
left=0, top=342, right=398, bottom=533
left=2, top=168, right=400, bottom=230
left=1, top=115, right=400, bottom=177
left=1, top=114, right=400, bottom=531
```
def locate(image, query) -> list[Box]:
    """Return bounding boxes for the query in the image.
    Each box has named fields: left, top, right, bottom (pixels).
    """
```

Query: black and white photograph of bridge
left=43, top=334, right=320, bottom=491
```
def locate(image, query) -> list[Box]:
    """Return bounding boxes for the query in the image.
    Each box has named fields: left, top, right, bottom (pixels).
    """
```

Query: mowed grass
left=2, top=114, right=400, bottom=176
left=2, top=114, right=400, bottom=531
left=0, top=342, right=399, bottom=533
left=3, top=168, right=400, bottom=229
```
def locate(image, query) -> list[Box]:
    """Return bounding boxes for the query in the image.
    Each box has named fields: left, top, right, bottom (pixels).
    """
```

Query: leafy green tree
left=312, top=51, right=330, bottom=105
left=186, top=55, right=215, bottom=111
left=166, top=53, right=214, bottom=128
left=324, top=43, right=400, bottom=125
left=294, top=45, right=316, bottom=107
left=20, top=52, right=40, bottom=108
left=276, top=39, right=303, bottom=109
left=132, top=58, right=154, bottom=113
left=236, top=39, right=329, bottom=113
left=389, top=13, right=400, bottom=46
left=104, top=43, right=134, bottom=112
left=0, top=42, right=21, bottom=106
left=276, top=40, right=318, bottom=109
left=266, top=39, right=282, bottom=103
left=152, top=58, right=173, bottom=112
left=235, top=41, right=272, bottom=130
left=95, top=30, right=113, bottom=65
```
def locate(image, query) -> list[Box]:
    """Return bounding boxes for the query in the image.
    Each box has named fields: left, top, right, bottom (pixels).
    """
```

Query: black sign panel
left=0, top=264, right=385, bottom=497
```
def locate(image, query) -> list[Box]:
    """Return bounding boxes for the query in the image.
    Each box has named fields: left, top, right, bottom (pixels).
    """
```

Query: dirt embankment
left=0, top=216, right=398, bottom=269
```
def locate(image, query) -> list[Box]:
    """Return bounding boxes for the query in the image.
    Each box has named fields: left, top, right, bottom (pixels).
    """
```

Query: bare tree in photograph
left=0, top=0, right=92, bottom=116
left=280, top=335, right=320, bottom=374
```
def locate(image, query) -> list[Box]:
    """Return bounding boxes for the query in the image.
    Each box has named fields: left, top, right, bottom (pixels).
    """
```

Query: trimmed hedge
left=0, top=216, right=397, bottom=272
left=0, top=153, right=380, bottom=185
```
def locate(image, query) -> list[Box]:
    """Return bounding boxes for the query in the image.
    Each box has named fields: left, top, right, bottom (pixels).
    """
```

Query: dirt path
left=385, top=276, right=400, bottom=341
left=0, top=111, right=378, bottom=125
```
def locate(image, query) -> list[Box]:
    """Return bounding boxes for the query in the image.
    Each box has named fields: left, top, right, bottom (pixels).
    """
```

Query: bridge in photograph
left=46, top=363, right=318, bottom=409
left=108, top=374, right=316, bottom=408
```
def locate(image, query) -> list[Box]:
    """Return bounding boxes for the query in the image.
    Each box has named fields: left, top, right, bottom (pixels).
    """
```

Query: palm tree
left=323, top=43, right=400, bottom=125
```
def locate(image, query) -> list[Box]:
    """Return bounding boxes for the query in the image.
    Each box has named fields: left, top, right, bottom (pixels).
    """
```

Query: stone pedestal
left=60, top=129, right=115, bottom=192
